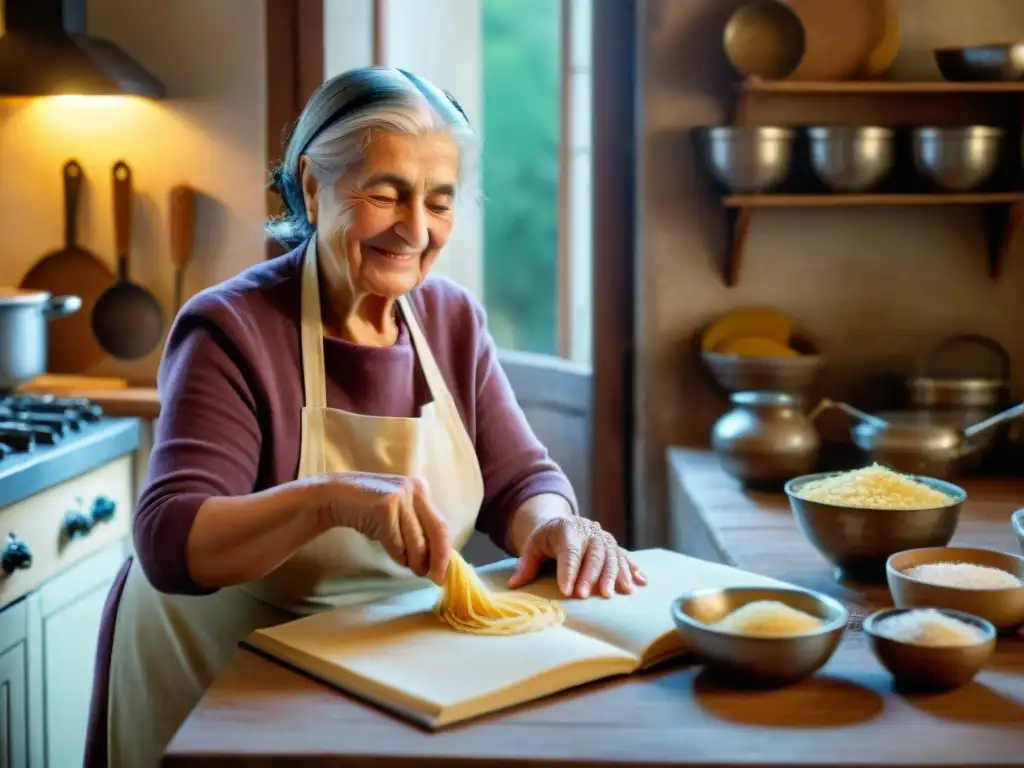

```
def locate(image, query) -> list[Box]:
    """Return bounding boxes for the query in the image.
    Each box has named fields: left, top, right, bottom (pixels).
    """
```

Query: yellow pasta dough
left=435, top=551, right=566, bottom=635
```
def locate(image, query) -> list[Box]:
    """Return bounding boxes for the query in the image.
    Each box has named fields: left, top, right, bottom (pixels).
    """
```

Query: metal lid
left=0, top=287, right=49, bottom=307
left=730, top=391, right=801, bottom=407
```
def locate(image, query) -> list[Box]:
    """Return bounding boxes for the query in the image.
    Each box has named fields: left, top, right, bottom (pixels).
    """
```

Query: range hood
left=0, top=0, right=166, bottom=97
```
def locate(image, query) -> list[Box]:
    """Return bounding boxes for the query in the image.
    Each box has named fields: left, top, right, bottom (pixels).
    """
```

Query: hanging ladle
left=809, top=398, right=1024, bottom=478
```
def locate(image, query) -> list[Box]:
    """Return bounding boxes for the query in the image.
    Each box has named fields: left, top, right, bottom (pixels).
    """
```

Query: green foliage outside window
left=481, top=0, right=560, bottom=355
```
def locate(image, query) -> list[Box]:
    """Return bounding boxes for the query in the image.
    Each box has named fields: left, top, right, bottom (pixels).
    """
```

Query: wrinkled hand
left=507, top=517, right=647, bottom=598
left=321, top=472, right=450, bottom=584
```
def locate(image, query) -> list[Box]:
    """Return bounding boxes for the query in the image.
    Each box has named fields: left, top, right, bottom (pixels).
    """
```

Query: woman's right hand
left=318, top=472, right=452, bottom=584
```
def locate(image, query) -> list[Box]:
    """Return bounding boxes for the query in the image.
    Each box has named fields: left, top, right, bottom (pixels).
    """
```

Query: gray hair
left=266, top=66, right=477, bottom=248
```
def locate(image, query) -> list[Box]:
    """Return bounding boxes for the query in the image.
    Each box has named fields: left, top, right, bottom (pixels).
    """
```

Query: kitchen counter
left=165, top=450, right=1024, bottom=767
left=18, top=375, right=161, bottom=421
left=0, top=417, right=139, bottom=509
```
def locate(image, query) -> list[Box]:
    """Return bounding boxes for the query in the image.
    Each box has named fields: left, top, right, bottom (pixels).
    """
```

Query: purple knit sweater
left=133, top=244, right=576, bottom=594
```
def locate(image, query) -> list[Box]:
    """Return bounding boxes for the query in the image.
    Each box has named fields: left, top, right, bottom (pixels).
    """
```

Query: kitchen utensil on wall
left=722, top=0, right=805, bottom=80
left=807, top=126, right=894, bottom=192
left=711, top=391, right=820, bottom=488
left=781, top=0, right=898, bottom=81
left=905, top=334, right=1010, bottom=411
left=694, top=126, right=795, bottom=194
left=912, top=126, right=1003, bottom=192
left=169, top=184, right=197, bottom=314
left=92, top=161, right=165, bottom=361
left=19, top=160, right=114, bottom=373
left=0, top=289, right=82, bottom=393
left=935, top=43, right=1024, bottom=83
left=811, top=398, right=1024, bottom=479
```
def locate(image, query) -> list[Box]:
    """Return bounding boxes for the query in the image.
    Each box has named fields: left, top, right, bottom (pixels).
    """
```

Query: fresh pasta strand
left=435, top=550, right=566, bottom=635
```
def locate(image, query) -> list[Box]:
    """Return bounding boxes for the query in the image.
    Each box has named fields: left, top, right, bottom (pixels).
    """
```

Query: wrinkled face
left=303, top=130, right=460, bottom=299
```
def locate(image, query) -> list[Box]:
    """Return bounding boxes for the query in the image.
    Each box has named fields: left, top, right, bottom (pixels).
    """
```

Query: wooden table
left=163, top=451, right=1024, bottom=767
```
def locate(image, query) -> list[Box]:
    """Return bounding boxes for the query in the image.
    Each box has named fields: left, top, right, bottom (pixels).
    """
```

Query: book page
left=476, top=549, right=790, bottom=664
left=247, top=579, right=636, bottom=722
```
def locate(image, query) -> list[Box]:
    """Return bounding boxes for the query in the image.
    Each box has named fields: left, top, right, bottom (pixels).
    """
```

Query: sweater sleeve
left=133, top=313, right=264, bottom=595
left=470, top=305, right=579, bottom=553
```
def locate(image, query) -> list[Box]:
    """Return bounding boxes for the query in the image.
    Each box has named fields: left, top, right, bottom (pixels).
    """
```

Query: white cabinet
left=0, top=538, right=126, bottom=768
left=0, top=594, right=42, bottom=768
left=39, top=541, right=125, bottom=767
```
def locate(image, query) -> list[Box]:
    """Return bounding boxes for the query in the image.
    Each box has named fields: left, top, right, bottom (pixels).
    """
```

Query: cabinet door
left=0, top=599, right=29, bottom=768
left=39, top=541, right=125, bottom=768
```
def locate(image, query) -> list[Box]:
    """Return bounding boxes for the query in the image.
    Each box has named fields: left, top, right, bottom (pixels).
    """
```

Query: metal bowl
left=1013, top=509, right=1024, bottom=555
left=723, top=0, right=806, bottom=80
left=670, top=586, right=848, bottom=687
left=702, top=351, right=824, bottom=397
left=807, top=126, right=895, bottom=192
left=870, top=409, right=995, bottom=475
left=912, top=126, right=1004, bottom=191
left=695, top=126, right=795, bottom=194
left=936, top=44, right=1024, bottom=82
left=863, top=607, right=996, bottom=691
left=850, top=421, right=976, bottom=480
left=887, top=546, right=1024, bottom=632
left=785, top=472, right=965, bottom=584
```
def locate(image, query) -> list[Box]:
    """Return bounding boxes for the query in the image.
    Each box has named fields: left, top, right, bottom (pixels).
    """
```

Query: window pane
left=480, top=0, right=560, bottom=355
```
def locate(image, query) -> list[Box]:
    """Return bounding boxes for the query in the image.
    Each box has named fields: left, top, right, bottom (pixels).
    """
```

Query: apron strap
left=397, top=295, right=451, bottom=409
left=300, top=237, right=328, bottom=412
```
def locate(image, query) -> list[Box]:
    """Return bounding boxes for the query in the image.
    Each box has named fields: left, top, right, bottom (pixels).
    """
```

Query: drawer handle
left=91, top=495, right=117, bottom=523
left=1, top=533, right=32, bottom=575
left=63, top=509, right=94, bottom=539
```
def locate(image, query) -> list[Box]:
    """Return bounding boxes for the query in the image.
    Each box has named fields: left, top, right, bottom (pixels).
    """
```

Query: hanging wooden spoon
left=169, top=185, right=197, bottom=315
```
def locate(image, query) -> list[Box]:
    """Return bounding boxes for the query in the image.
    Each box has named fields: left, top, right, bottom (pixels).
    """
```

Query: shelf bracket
left=724, top=208, right=753, bottom=287
left=982, top=201, right=1024, bottom=281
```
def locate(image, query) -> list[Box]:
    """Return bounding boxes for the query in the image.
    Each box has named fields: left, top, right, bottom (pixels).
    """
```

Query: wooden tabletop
left=163, top=451, right=1024, bottom=768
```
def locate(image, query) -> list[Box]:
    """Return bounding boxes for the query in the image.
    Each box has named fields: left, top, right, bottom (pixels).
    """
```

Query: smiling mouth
left=367, top=245, right=418, bottom=262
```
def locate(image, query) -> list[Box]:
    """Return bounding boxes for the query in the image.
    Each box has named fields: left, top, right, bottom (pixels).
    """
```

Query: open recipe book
left=244, top=548, right=790, bottom=728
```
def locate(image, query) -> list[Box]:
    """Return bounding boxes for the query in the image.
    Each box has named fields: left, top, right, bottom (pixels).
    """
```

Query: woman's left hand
left=507, top=517, right=647, bottom=598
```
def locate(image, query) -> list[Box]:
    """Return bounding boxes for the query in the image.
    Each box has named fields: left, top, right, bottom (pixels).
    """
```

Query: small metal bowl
left=670, top=586, right=848, bottom=687
left=785, top=473, right=965, bottom=584
left=863, top=607, right=996, bottom=691
left=723, top=0, right=806, bottom=80
left=701, top=333, right=824, bottom=396
left=694, top=125, right=795, bottom=194
left=1012, top=509, right=1024, bottom=554
left=807, top=126, right=895, bottom=192
left=887, top=546, right=1024, bottom=632
left=912, top=126, right=1004, bottom=191
left=935, top=43, right=1024, bottom=82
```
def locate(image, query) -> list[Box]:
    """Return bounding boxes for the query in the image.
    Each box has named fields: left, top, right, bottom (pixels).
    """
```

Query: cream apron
left=106, top=238, right=485, bottom=767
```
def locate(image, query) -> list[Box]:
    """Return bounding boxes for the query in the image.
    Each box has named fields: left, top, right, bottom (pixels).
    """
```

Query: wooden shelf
left=740, top=79, right=1024, bottom=95
left=722, top=194, right=1024, bottom=288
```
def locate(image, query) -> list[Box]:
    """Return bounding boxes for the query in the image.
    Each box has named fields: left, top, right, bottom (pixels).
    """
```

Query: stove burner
left=0, top=394, right=105, bottom=462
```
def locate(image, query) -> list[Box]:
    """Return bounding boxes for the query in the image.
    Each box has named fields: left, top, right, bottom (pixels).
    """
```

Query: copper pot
left=711, top=391, right=820, bottom=489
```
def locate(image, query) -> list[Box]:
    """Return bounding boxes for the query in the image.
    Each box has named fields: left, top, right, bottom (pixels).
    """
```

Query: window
left=334, top=0, right=593, bottom=364
left=481, top=0, right=592, bottom=362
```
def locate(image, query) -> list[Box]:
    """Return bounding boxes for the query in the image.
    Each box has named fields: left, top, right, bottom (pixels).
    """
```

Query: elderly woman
left=85, top=66, right=645, bottom=767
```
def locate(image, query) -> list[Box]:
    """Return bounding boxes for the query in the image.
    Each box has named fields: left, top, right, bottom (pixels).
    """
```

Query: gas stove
left=0, top=393, right=105, bottom=457
left=0, top=393, right=140, bottom=510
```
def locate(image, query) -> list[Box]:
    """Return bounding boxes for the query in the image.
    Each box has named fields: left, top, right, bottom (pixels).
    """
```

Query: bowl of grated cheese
left=863, top=607, right=996, bottom=690
left=671, top=586, right=848, bottom=687
left=785, top=465, right=965, bottom=584
left=886, top=546, right=1024, bottom=632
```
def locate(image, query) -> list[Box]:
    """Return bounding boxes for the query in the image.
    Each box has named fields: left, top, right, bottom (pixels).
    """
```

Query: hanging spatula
left=169, top=184, right=197, bottom=315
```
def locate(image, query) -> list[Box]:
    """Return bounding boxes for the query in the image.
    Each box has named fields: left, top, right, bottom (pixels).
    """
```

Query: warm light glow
left=9, top=94, right=161, bottom=142
left=45, top=94, right=135, bottom=107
